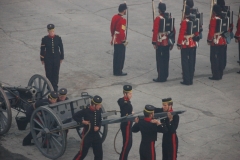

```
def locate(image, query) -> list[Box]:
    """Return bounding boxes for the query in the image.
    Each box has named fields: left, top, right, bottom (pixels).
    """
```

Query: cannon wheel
left=28, top=74, right=54, bottom=101
left=76, top=105, right=108, bottom=143
left=30, top=106, right=66, bottom=159
left=0, top=87, right=12, bottom=135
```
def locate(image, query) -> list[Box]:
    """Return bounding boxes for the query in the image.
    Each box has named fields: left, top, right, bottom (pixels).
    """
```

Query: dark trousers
left=210, top=45, right=225, bottom=79
left=73, top=133, right=103, bottom=160
left=162, top=133, right=178, bottom=160
left=113, top=44, right=126, bottom=75
left=139, top=141, right=156, bottom=160
left=156, top=46, right=170, bottom=81
left=45, top=60, right=60, bottom=91
left=223, top=45, right=227, bottom=70
left=181, top=48, right=195, bottom=84
left=238, top=42, right=240, bottom=62
left=193, top=47, right=197, bottom=73
left=119, top=122, right=133, bottom=160
left=23, top=123, right=40, bottom=144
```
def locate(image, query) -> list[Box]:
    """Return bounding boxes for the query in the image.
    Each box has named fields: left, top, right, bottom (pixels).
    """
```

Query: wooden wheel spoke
left=42, top=91, right=50, bottom=99
left=33, top=119, right=44, bottom=129
left=50, top=138, right=60, bottom=153
left=33, top=127, right=43, bottom=132
left=42, top=82, right=47, bottom=96
left=38, top=78, right=42, bottom=92
left=52, top=136, right=62, bottom=147
left=0, top=112, right=7, bottom=125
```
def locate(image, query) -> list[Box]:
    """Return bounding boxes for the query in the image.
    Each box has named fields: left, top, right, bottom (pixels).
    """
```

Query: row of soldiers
left=111, top=0, right=240, bottom=85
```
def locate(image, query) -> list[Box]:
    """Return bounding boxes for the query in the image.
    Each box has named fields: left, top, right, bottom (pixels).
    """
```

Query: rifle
left=210, top=0, right=216, bottom=21
left=152, top=0, right=156, bottom=23
left=182, top=0, right=186, bottom=21
left=125, top=1, right=128, bottom=42
left=239, top=6, right=240, bottom=19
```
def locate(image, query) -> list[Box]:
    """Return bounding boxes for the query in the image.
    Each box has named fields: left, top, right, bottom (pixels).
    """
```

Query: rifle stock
left=182, top=0, right=186, bottom=21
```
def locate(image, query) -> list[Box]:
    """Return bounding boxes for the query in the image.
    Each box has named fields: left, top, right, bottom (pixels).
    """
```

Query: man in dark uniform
left=234, top=9, right=240, bottom=73
left=118, top=85, right=133, bottom=160
left=22, top=91, right=58, bottom=146
left=207, top=5, right=227, bottom=80
left=73, top=95, right=103, bottom=160
left=177, top=6, right=197, bottom=85
left=132, top=105, right=167, bottom=160
left=217, top=0, right=233, bottom=70
left=152, top=2, right=175, bottom=82
left=154, top=98, right=179, bottom=160
left=40, top=24, right=64, bottom=91
left=57, top=88, right=68, bottom=102
left=110, top=3, right=128, bottom=76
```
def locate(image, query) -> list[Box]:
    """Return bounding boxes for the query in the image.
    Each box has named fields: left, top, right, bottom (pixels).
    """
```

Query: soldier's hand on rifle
left=60, top=60, right=63, bottom=64
left=167, top=112, right=173, bottom=121
left=41, top=61, right=44, bottom=65
left=94, top=126, right=99, bottom=131
left=236, top=39, right=239, bottom=43
left=110, top=40, right=113, bottom=46
left=151, top=119, right=161, bottom=126
left=82, top=120, right=90, bottom=125
left=153, top=45, right=157, bottom=49
left=134, top=117, right=139, bottom=123
left=123, top=41, right=128, bottom=46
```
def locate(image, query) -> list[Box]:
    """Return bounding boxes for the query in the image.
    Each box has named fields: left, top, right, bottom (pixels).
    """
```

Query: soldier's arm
left=40, top=37, right=46, bottom=61
left=207, top=18, right=216, bottom=43
left=110, top=16, right=115, bottom=37
left=167, top=114, right=179, bottom=133
left=131, top=122, right=140, bottom=133
left=177, top=20, right=187, bottom=47
left=156, top=123, right=168, bottom=133
left=152, top=17, right=160, bottom=45
left=73, top=110, right=85, bottom=123
left=59, top=36, right=64, bottom=60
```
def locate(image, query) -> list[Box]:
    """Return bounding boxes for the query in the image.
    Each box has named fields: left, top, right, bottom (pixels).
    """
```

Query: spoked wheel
left=76, top=105, right=108, bottom=143
left=0, top=87, right=12, bottom=135
left=30, top=106, right=66, bottom=159
left=28, top=74, right=54, bottom=101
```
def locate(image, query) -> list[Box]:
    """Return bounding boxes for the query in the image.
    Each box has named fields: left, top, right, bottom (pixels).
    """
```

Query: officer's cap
left=144, top=105, right=155, bottom=113
left=48, top=91, right=58, bottom=99
left=217, top=0, right=225, bottom=6
left=185, top=6, right=191, bottom=15
left=123, top=85, right=132, bottom=92
left=59, top=88, right=67, bottom=95
left=92, top=95, right=102, bottom=105
left=118, top=3, right=127, bottom=12
left=213, top=5, right=222, bottom=16
left=47, top=24, right=55, bottom=30
left=158, top=3, right=166, bottom=13
left=186, top=0, right=194, bottom=8
left=162, top=98, right=172, bottom=103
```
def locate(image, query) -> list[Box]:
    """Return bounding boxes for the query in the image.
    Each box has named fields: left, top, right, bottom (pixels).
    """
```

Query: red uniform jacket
left=235, top=18, right=240, bottom=41
left=110, top=14, right=126, bottom=44
left=207, top=16, right=227, bottom=46
left=152, top=14, right=176, bottom=46
left=177, top=18, right=196, bottom=48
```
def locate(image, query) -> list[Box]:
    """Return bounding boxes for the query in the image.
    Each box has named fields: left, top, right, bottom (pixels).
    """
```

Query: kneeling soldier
left=22, top=91, right=58, bottom=146
left=132, top=105, right=167, bottom=160
left=118, top=85, right=133, bottom=160
left=73, top=95, right=103, bottom=160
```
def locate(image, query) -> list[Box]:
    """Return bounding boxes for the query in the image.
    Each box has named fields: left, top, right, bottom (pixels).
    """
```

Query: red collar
left=144, top=117, right=152, bottom=122
left=89, top=105, right=96, bottom=112
left=123, top=96, right=129, bottom=102
left=48, top=35, right=55, bottom=38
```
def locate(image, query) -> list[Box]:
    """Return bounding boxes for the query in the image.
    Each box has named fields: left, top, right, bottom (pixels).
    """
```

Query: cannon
left=0, top=74, right=54, bottom=135
left=29, top=92, right=185, bottom=159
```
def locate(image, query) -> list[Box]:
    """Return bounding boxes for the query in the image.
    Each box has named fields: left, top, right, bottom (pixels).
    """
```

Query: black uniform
left=155, top=108, right=179, bottom=160
left=22, top=99, right=50, bottom=146
left=132, top=118, right=167, bottom=160
left=118, top=97, right=133, bottom=160
left=40, top=34, right=64, bottom=91
left=73, top=106, right=103, bottom=160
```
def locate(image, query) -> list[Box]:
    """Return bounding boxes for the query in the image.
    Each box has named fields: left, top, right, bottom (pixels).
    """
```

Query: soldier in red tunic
left=207, top=5, right=227, bottom=80
left=110, top=3, right=128, bottom=76
left=177, top=6, right=197, bottom=85
left=235, top=13, right=240, bottom=74
left=152, top=2, right=175, bottom=82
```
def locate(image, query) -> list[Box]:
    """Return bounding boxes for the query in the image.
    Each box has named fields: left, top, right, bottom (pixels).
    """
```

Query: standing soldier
left=154, top=98, right=179, bottom=160
left=217, top=0, right=234, bottom=70
left=152, top=2, right=175, bottom=82
left=118, top=85, right=133, bottom=160
left=177, top=5, right=197, bottom=85
left=207, top=5, right=227, bottom=80
left=132, top=105, right=167, bottom=160
left=110, top=3, right=128, bottom=76
left=73, top=95, right=103, bottom=160
left=22, top=91, right=58, bottom=146
left=186, top=0, right=203, bottom=74
left=40, top=24, right=64, bottom=91
left=235, top=7, right=240, bottom=74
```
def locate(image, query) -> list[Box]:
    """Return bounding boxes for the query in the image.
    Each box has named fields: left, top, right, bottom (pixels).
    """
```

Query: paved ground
left=0, top=0, right=240, bottom=160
